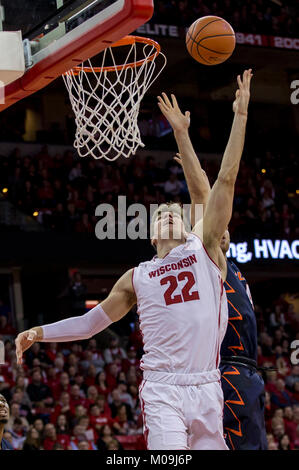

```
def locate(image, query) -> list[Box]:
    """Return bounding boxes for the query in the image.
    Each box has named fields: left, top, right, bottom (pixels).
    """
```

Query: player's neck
left=156, top=238, right=185, bottom=259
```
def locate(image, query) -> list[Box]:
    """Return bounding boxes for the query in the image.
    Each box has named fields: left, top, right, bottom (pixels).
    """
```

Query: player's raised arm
left=15, top=269, right=136, bottom=364
left=194, top=69, right=253, bottom=264
left=157, top=93, right=210, bottom=226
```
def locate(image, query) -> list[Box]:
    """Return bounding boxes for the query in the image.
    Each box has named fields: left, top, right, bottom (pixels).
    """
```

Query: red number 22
left=160, top=271, right=200, bottom=306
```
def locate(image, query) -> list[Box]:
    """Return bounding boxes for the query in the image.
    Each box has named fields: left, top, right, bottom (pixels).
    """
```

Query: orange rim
left=67, top=35, right=161, bottom=74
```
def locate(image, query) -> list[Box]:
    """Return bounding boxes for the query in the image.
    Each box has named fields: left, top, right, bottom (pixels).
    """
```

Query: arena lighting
left=270, top=0, right=283, bottom=6
left=2, top=188, right=8, bottom=193
left=66, top=0, right=100, bottom=22
left=261, top=169, right=266, bottom=173
left=86, top=300, right=99, bottom=309
left=32, top=211, right=39, bottom=217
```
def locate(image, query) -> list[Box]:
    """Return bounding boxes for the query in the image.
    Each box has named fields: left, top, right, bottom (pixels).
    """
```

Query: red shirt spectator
left=95, top=371, right=110, bottom=397
left=37, top=181, right=54, bottom=200
left=293, top=383, right=299, bottom=403
left=84, top=364, right=97, bottom=388
left=45, top=343, right=58, bottom=363
left=122, top=346, right=140, bottom=373
left=104, top=338, right=127, bottom=364
left=89, top=404, right=112, bottom=433
left=45, top=367, right=60, bottom=390
left=284, top=406, right=299, bottom=442
left=271, top=379, right=298, bottom=409
left=51, top=372, right=71, bottom=401
left=69, top=384, right=88, bottom=408
left=128, top=321, right=144, bottom=352
left=84, top=385, right=99, bottom=410
left=105, top=363, right=119, bottom=390
left=50, top=392, right=75, bottom=424
left=56, top=433, right=71, bottom=450
left=42, top=423, right=58, bottom=450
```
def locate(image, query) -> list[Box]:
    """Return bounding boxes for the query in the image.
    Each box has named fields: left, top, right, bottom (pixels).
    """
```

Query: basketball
left=186, top=16, right=236, bottom=66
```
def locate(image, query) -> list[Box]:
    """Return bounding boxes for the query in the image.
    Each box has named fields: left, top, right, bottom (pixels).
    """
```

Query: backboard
left=0, top=0, right=153, bottom=111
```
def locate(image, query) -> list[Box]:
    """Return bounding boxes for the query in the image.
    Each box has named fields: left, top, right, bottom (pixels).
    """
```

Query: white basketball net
left=63, top=37, right=166, bottom=161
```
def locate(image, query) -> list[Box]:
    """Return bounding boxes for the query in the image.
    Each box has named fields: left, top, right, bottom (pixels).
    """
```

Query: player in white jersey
left=15, top=69, right=252, bottom=450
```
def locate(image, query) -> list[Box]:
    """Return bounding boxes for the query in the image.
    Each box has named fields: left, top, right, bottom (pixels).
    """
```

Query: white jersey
left=133, top=233, right=228, bottom=375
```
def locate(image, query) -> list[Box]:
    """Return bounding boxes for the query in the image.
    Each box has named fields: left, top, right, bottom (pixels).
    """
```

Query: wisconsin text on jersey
left=149, top=254, right=197, bottom=278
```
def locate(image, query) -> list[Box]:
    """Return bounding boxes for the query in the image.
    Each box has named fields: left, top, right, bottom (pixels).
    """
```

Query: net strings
left=63, top=42, right=167, bottom=160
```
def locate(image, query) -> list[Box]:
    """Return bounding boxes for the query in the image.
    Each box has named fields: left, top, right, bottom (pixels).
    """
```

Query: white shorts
left=139, top=369, right=228, bottom=450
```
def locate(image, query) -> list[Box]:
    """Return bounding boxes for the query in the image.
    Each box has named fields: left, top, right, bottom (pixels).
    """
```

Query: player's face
left=152, top=211, right=187, bottom=245
left=220, top=229, right=230, bottom=253
left=0, top=394, right=9, bottom=424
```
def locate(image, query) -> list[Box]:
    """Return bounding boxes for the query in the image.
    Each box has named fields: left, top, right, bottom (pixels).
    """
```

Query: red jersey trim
left=216, top=278, right=224, bottom=368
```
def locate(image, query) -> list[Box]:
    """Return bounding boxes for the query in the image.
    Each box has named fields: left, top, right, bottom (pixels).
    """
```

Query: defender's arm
left=15, top=269, right=136, bottom=364
left=157, top=93, right=210, bottom=226
left=194, top=69, right=253, bottom=264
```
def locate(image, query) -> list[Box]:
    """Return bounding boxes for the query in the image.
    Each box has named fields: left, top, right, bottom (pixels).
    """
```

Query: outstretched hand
left=15, top=329, right=38, bottom=365
left=233, top=69, right=253, bottom=116
left=157, top=93, right=190, bottom=132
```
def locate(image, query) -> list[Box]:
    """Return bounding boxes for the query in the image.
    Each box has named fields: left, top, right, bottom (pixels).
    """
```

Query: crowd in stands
left=152, top=0, right=299, bottom=37
left=0, top=145, right=297, bottom=240
left=0, top=285, right=298, bottom=450
left=0, top=316, right=145, bottom=450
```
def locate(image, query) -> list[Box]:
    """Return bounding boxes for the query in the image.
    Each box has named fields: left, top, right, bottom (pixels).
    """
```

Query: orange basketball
left=186, top=16, right=236, bottom=66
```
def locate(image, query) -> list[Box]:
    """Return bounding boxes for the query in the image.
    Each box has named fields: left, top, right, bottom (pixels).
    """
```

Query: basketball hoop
left=63, top=35, right=167, bottom=161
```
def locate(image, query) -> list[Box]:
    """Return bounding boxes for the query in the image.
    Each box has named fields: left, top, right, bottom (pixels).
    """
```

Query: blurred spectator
left=285, top=366, right=299, bottom=391
left=52, top=441, right=65, bottom=450
left=69, top=272, right=87, bottom=316
left=278, top=433, right=292, bottom=450
left=32, top=418, right=44, bottom=437
left=51, top=372, right=71, bottom=401
left=42, top=423, right=58, bottom=450
left=164, top=173, right=183, bottom=199
left=109, top=389, right=132, bottom=421
left=104, top=338, right=127, bottom=364
left=6, top=402, right=29, bottom=432
left=95, top=371, right=110, bottom=397
left=25, top=342, right=52, bottom=370
left=69, top=423, right=97, bottom=450
left=269, top=306, right=286, bottom=330
left=26, top=370, right=53, bottom=406
left=50, top=392, right=74, bottom=424
left=10, top=418, right=27, bottom=449
left=122, top=346, right=140, bottom=373
left=22, top=427, right=42, bottom=450
left=271, top=378, right=298, bottom=409
left=56, top=413, right=70, bottom=435
left=106, top=438, right=123, bottom=450
left=96, top=424, right=115, bottom=450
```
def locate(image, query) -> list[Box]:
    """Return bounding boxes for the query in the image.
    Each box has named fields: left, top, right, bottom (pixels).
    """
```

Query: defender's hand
left=157, top=93, right=190, bottom=132
left=174, top=152, right=209, bottom=184
left=233, top=69, right=253, bottom=116
left=15, top=329, right=38, bottom=365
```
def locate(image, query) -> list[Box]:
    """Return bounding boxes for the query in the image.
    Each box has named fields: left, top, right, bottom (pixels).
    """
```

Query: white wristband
left=41, top=304, right=112, bottom=342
